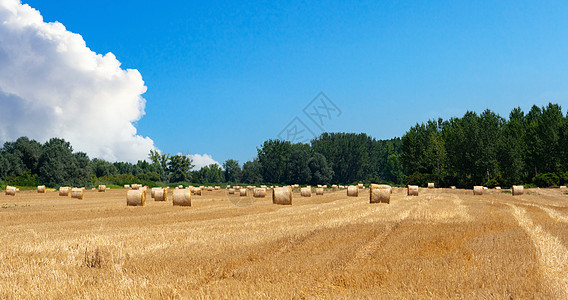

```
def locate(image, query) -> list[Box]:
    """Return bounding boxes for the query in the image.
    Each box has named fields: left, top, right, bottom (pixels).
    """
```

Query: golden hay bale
left=407, top=185, right=419, bottom=196
left=71, top=188, right=84, bottom=200
left=207, top=186, right=213, bottom=191
left=37, top=185, right=46, bottom=193
left=127, top=190, right=146, bottom=206
left=370, top=184, right=391, bottom=204
left=178, top=185, right=183, bottom=189
left=151, top=187, right=161, bottom=198
left=483, top=186, right=488, bottom=190
left=124, top=184, right=130, bottom=189
left=253, top=187, right=267, bottom=198
left=301, top=187, right=312, bottom=197
left=473, top=186, right=483, bottom=195
left=512, top=185, right=524, bottom=196
left=347, top=185, right=359, bottom=197
left=59, top=187, right=70, bottom=196
left=332, top=184, right=338, bottom=190
left=315, top=187, right=324, bottom=195
left=172, top=189, right=191, bottom=206
left=450, top=186, right=456, bottom=189
left=154, top=188, right=168, bottom=201
left=98, top=185, right=106, bottom=192
left=260, top=185, right=267, bottom=188
left=323, top=185, right=328, bottom=188
left=427, top=182, right=435, bottom=189
left=215, top=186, right=220, bottom=190
left=228, top=188, right=235, bottom=195
left=239, top=188, right=247, bottom=196
left=273, top=186, right=292, bottom=205
left=495, top=186, right=501, bottom=190
left=357, top=183, right=364, bottom=189
left=5, top=186, right=16, bottom=196
left=193, top=187, right=202, bottom=196
left=561, top=185, right=567, bottom=189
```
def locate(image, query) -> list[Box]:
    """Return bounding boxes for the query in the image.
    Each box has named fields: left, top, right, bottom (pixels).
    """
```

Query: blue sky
left=23, top=0, right=568, bottom=164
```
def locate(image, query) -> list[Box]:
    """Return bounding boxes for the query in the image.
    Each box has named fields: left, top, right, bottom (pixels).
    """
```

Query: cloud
left=189, top=153, right=221, bottom=170
left=0, top=0, right=155, bottom=162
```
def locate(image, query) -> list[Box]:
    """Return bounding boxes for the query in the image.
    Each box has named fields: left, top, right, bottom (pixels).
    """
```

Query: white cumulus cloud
left=0, top=0, right=155, bottom=162
left=189, top=153, right=221, bottom=171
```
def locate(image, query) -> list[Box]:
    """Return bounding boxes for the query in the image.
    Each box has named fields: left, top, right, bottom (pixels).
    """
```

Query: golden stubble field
left=1, top=186, right=568, bottom=299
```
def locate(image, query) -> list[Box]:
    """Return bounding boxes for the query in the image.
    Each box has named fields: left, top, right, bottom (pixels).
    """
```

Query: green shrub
left=533, top=173, right=559, bottom=187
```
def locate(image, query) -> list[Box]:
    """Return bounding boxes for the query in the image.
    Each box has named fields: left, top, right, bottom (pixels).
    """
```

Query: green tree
left=242, top=159, right=263, bottom=184
left=37, top=138, right=91, bottom=187
left=308, top=153, right=333, bottom=185
left=287, top=149, right=311, bottom=184
left=167, top=154, right=193, bottom=182
left=223, top=159, right=242, bottom=183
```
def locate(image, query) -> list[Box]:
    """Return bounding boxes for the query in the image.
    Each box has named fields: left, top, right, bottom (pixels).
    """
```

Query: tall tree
left=223, top=159, right=242, bottom=183
left=168, top=154, right=193, bottom=182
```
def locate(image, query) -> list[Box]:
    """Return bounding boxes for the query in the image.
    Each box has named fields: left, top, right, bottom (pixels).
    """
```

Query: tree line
left=1, top=103, right=567, bottom=188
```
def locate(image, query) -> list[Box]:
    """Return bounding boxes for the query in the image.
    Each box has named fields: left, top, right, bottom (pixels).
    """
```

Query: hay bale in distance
left=215, top=186, right=220, bottom=190
left=273, top=186, right=292, bottom=205
left=253, top=187, right=267, bottom=198
left=124, top=184, right=130, bottom=189
left=5, top=186, right=16, bottom=196
left=347, top=185, right=359, bottom=197
left=127, top=190, right=146, bottom=206
left=193, top=187, right=202, bottom=196
left=37, top=185, right=46, bottom=193
left=370, top=184, right=391, bottom=204
left=70, top=188, right=84, bottom=200
left=428, top=182, right=435, bottom=189
left=512, top=185, right=524, bottom=196
left=450, top=186, right=456, bottom=190
left=407, top=185, right=419, bottom=196
left=301, top=187, right=312, bottom=197
left=357, top=183, right=364, bottom=189
left=172, top=189, right=191, bottom=206
left=315, top=187, right=324, bottom=195
left=154, top=188, right=168, bottom=201
left=561, top=185, right=567, bottom=189
left=495, top=186, right=501, bottom=190
left=228, top=188, right=235, bottom=195
left=239, top=188, right=247, bottom=196
left=98, top=185, right=106, bottom=192
left=473, top=186, right=483, bottom=195
left=59, top=187, right=70, bottom=196
left=151, top=187, right=161, bottom=198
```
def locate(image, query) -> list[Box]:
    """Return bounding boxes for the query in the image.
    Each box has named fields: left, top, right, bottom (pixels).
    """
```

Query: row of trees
left=402, top=103, right=568, bottom=187
left=2, top=103, right=567, bottom=188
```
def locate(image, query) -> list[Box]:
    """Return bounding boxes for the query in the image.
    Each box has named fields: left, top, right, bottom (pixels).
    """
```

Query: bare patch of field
left=0, top=187, right=567, bottom=298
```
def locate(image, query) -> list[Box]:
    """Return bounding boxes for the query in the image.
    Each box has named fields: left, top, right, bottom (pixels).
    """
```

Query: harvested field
left=0, top=187, right=567, bottom=298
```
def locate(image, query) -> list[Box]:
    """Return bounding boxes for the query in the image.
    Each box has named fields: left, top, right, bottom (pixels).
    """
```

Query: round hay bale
left=5, top=186, right=16, bottom=196
left=427, top=182, right=435, bottom=189
left=172, top=189, right=191, bottom=206
left=178, top=185, right=183, bottom=189
left=301, top=187, right=312, bottom=197
left=253, top=187, right=267, bottom=198
left=151, top=187, right=161, bottom=198
left=37, top=185, right=46, bottom=193
left=215, top=186, right=220, bottom=190
left=228, top=188, right=235, bottom=195
left=154, top=188, right=168, bottom=201
left=98, top=185, right=106, bottom=192
left=560, top=185, right=567, bottom=189
left=70, top=188, right=84, bottom=200
left=357, top=183, right=364, bottom=189
left=495, top=186, right=501, bottom=190
left=450, top=186, right=456, bottom=190
left=331, top=184, right=338, bottom=190
left=239, top=188, right=247, bottom=196
left=59, top=187, right=70, bottom=196
left=347, top=185, right=359, bottom=197
left=127, top=190, right=146, bottom=206
left=370, top=184, right=391, bottom=204
left=483, top=186, right=488, bottom=190
left=315, top=188, right=324, bottom=195
left=124, top=184, right=130, bottom=189
left=473, top=186, right=483, bottom=195
left=193, top=187, right=202, bottom=196
left=273, top=186, right=292, bottom=205
left=512, top=185, right=524, bottom=196
left=407, top=185, right=419, bottom=196
left=207, top=186, right=213, bottom=191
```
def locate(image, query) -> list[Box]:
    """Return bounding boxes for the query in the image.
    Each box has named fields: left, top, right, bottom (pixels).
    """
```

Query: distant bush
left=533, top=173, right=559, bottom=187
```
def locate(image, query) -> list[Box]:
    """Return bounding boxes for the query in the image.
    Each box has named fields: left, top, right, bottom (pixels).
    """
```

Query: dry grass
left=0, top=187, right=567, bottom=298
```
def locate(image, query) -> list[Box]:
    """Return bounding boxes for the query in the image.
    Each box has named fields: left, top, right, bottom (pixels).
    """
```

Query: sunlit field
left=1, top=187, right=568, bottom=298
